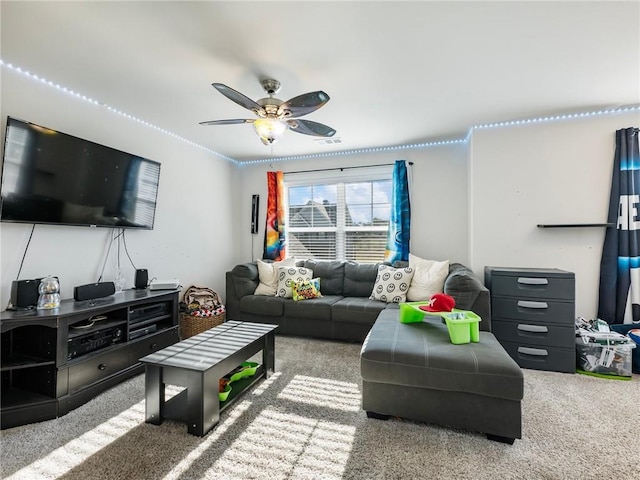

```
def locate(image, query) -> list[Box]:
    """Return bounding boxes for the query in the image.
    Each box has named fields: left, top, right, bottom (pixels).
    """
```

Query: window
left=285, top=167, right=392, bottom=262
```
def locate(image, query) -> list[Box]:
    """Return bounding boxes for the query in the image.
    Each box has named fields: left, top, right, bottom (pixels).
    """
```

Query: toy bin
left=575, top=333, right=636, bottom=379
left=399, top=302, right=428, bottom=323
left=443, top=310, right=481, bottom=345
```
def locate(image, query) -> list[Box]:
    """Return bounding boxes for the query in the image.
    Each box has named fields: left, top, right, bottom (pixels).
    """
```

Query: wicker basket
left=180, top=312, right=225, bottom=339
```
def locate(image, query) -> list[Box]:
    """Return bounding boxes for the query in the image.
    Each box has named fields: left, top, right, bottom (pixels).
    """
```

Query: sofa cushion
left=343, top=261, right=380, bottom=297
left=284, top=295, right=342, bottom=321
left=369, top=265, right=414, bottom=303
left=276, top=266, right=314, bottom=298
left=239, top=295, right=287, bottom=316
left=302, top=260, right=345, bottom=295
left=406, top=254, right=450, bottom=301
left=332, top=297, right=387, bottom=324
left=254, top=258, right=297, bottom=296
left=231, top=263, right=259, bottom=298
left=360, top=309, right=523, bottom=401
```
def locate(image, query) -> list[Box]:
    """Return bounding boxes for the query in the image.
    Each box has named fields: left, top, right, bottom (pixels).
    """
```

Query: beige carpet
left=1, top=336, right=638, bottom=480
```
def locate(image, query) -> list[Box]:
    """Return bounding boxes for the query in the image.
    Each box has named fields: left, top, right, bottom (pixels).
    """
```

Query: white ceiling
left=2, top=1, right=639, bottom=162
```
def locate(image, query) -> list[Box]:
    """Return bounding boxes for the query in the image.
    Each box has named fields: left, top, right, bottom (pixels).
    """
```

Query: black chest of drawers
left=485, top=267, right=576, bottom=373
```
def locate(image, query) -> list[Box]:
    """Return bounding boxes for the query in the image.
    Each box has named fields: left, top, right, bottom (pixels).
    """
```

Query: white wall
left=469, top=110, right=640, bottom=319
left=3, top=64, right=637, bottom=319
left=0, top=68, right=238, bottom=306
left=233, top=143, right=469, bottom=266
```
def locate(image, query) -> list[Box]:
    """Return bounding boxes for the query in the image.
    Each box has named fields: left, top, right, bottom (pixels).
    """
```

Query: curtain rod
left=283, top=161, right=413, bottom=175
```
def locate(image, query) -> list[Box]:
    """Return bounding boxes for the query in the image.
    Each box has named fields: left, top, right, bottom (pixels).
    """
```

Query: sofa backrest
left=343, top=261, right=380, bottom=297
left=302, top=260, right=345, bottom=295
left=230, top=263, right=259, bottom=298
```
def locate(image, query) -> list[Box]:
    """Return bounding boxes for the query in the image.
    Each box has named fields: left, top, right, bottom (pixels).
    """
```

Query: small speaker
left=135, top=269, right=148, bottom=289
left=251, top=194, right=260, bottom=234
left=10, top=279, right=40, bottom=308
left=74, top=282, right=115, bottom=302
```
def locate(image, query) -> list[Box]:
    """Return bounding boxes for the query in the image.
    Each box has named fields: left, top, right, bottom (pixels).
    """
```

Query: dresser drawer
left=493, top=319, right=575, bottom=348
left=67, top=347, right=131, bottom=392
left=489, top=274, right=575, bottom=300
left=492, top=297, right=574, bottom=325
left=499, top=340, right=575, bottom=373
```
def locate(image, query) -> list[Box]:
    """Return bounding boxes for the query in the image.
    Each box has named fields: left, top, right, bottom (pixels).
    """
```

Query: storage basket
left=180, top=285, right=225, bottom=339
left=180, top=312, right=225, bottom=339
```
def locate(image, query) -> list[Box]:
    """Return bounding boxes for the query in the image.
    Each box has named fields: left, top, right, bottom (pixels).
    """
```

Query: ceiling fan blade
left=199, top=119, right=255, bottom=126
left=286, top=119, right=336, bottom=137
left=277, top=91, right=330, bottom=118
left=212, top=83, right=266, bottom=116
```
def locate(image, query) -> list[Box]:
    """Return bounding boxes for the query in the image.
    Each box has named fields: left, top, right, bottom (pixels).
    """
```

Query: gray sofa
left=226, top=258, right=523, bottom=442
left=225, top=259, right=491, bottom=342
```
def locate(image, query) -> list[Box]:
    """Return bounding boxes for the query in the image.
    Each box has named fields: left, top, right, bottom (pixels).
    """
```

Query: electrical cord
left=14, top=224, right=35, bottom=281
left=5, top=224, right=36, bottom=310
left=122, top=229, right=137, bottom=270
left=97, top=229, right=123, bottom=282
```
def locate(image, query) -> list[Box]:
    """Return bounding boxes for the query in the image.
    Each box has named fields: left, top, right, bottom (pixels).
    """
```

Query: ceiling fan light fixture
left=253, top=117, right=287, bottom=145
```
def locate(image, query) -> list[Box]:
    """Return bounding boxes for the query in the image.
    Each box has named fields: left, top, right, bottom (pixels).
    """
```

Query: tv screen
left=0, top=117, right=160, bottom=229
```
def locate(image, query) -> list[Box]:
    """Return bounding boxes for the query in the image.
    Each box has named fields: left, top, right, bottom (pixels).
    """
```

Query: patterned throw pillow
left=276, top=266, right=314, bottom=298
left=292, top=278, right=322, bottom=301
left=369, top=265, right=414, bottom=303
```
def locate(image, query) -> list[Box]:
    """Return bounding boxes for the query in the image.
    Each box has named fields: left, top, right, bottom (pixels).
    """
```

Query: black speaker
left=74, top=282, right=115, bottom=302
left=251, top=194, right=260, bottom=234
left=10, top=279, right=40, bottom=308
left=135, top=269, right=148, bottom=289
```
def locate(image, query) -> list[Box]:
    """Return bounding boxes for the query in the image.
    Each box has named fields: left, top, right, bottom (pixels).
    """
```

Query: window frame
left=284, top=165, right=393, bottom=262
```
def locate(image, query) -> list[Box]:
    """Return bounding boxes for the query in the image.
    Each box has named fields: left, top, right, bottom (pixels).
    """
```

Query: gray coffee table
left=140, top=320, right=277, bottom=436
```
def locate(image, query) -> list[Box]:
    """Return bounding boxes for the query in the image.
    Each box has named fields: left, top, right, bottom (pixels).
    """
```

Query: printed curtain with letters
left=598, top=127, right=640, bottom=324
left=384, top=160, right=411, bottom=263
left=263, top=171, right=286, bottom=261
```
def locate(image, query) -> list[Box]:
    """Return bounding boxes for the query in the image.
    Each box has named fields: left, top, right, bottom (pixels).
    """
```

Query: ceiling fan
left=199, top=79, right=336, bottom=145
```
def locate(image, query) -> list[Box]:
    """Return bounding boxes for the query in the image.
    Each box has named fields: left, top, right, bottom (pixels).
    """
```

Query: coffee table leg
left=263, top=331, right=275, bottom=378
left=186, top=370, right=219, bottom=436
left=145, top=365, right=164, bottom=425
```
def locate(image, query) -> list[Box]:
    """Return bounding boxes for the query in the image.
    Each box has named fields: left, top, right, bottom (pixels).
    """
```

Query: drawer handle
left=98, top=363, right=107, bottom=370
left=518, top=347, right=548, bottom=357
left=517, top=324, right=548, bottom=333
left=517, top=300, right=548, bottom=309
left=517, top=277, right=549, bottom=285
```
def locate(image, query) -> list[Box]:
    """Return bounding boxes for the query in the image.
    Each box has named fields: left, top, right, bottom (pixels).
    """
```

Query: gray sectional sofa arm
left=225, top=259, right=492, bottom=342
left=445, top=263, right=492, bottom=331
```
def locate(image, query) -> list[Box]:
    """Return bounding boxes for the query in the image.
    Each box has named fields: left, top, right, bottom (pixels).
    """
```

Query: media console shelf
left=1, top=289, right=180, bottom=430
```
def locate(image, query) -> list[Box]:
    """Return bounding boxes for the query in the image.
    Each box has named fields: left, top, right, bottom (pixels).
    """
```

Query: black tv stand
left=1, top=289, right=180, bottom=430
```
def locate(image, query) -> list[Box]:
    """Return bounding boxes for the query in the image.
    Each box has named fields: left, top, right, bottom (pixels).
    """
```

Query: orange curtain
left=263, top=171, right=286, bottom=260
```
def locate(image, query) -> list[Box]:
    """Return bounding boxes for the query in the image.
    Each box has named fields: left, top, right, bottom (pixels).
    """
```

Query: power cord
left=97, top=229, right=123, bottom=282
left=122, top=229, right=137, bottom=270
left=5, top=224, right=36, bottom=310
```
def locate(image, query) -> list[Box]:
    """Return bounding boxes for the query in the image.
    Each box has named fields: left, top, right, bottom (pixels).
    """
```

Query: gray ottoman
left=360, top=309, right=524, bottom=443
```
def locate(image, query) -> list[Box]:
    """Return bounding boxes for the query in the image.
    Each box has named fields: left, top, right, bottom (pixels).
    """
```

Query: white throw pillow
left=276, top=266, right=314, bottom=298
left=254, top=258, right=296, bottom=296
left=406, top=254, right=450, bottom=301
left=369, top=265, right=414, bottom=303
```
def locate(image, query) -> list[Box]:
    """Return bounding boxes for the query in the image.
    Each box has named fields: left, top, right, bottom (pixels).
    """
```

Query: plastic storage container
left=575, top=332, right=636, bottom=379
left=399, top=302, right=428, bottom=323
left=443, top=310, right=481, bottom=344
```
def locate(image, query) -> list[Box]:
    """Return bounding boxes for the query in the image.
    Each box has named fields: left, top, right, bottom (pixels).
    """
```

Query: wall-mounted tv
left=0, top=117, right=160, bottom=229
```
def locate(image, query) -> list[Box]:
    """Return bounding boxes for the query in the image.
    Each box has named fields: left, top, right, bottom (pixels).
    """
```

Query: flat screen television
left=0, top=117, right=160, bottom=229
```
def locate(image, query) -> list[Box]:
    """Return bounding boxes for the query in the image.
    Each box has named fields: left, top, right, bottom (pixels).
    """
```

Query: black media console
left=1, top=289, right=180, bottom=429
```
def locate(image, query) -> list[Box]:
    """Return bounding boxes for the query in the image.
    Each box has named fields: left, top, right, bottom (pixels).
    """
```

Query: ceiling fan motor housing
left=257, top=97, right=284, bottom=116
left=260, top=78, right=281, bottom=96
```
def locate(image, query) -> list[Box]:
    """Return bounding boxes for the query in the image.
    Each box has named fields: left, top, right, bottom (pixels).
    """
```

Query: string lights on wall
left=2, top=59, right=639, bottom=166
